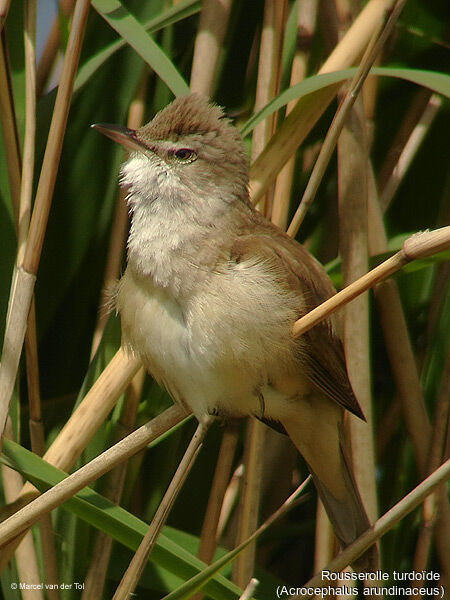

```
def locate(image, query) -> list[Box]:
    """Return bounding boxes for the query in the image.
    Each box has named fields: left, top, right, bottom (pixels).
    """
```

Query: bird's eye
left=173, top=148, right=196, bottom=162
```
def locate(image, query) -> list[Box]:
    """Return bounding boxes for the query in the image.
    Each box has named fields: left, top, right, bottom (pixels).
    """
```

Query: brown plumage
left=94, top=93, right=379, bottom=571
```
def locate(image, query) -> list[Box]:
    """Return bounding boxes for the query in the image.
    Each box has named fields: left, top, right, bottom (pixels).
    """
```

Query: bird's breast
left=115, top=259, right=303, bottom=419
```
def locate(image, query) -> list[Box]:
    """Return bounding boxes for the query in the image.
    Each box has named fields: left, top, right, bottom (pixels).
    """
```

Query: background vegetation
left=0, top=0, right=449, bottom=599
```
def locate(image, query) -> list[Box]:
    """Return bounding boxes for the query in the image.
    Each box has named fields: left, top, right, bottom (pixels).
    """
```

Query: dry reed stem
left=367, top=179, right=450, bottom=585
left=338, top=101, right=378, bottom=519
left=233, top=418, right=267, bottom=588
left=293, top=458, right=450, bottom=599
left=36, top=514, right=61, bottom=600
left=217, top=463, right=244, bottom=538
left=379, top=94, right=441, bottom=212
left=0, top=0, right=10, bottom=31
left=291, top=226, right=450, bottom=339
left=412, top=353, right=450, bottom=588
left=189, top=0, right=232, bottom=96
left=271, top=0, right=318, bottom=230
left=318, top=0, right=339, bottom=55
left=18, top=0, right=36, bottom=263
left=112, top=417, right=210, bottom=600
left=0, top=404, right=189, bottom=548
left=26, top=299, right=44, bottom=454
left=362, top=60, right=380, bottom=128
left=233, top=0, right=286, bottom=585
left=26, top=308, right=60, bottom=597
left=252, top=0, right=287, bottom=216
left=90, top=68, right=149, bottom=357
left=377, top=89, right=432, bottom=193
left=1, top=464, right=44, bottom=600
left=376, top=398, right=401, bottom=457
left=0, top=29, right=21, bottom=225
left=338, top=103, right=381, bottom=600
left=249, top=0, right=395, bottom=205
left=20, top=17, right=50, bottom=576
left=314, top=3, right=374, bottom=575
left=0, top=0, right=90, bottom=445
left=36, top=0, right=75, bottom=96
left=2, top=420, right=44, bottom=600
left=0, top=348, right=141, bottom=569
left=0, top=266, right=36, bottom=445
left=367, top=192, right=432, bottom=472
left=23, top=0, right=90, bottom=274
left=239, top=577, right=259, bottom=600
left=197, top=422, right=240, bottom=564
left=286, top=0, right=405, bottom=238
left=82, top=367, right=144, bottom=600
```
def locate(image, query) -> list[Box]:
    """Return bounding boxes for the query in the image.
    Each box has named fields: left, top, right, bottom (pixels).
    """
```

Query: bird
left=93, top=93, right=378, bottom=571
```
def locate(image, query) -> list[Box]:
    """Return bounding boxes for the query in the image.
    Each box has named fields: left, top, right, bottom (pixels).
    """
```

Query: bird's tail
left=280, top=400, right=379, bottom=572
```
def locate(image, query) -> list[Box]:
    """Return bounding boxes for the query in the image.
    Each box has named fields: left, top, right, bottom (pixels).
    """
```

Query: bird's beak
left=91, top=123, right=147, bottom=153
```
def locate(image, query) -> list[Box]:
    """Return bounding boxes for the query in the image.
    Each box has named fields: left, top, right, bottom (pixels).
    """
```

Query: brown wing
left=230, top=220, right=365, bottom=420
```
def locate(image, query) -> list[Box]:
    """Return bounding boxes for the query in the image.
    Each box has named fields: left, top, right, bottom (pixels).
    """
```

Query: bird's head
left=92, top=94, right=249, bottom=212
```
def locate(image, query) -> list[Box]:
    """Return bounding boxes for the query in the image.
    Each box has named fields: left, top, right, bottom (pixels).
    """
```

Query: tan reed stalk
left=0, top=404, right=189, bottom=548
left=18, top=0, right=36, bottom=263
left=112, top=416, right=211, bottom=600
left=82, top=367, right=144, bottom=600
left=0, top=0, right=91, bottom=444
left=1, top=420, right=44, bottom=600
left=239, top=577, right=259, bottom=600
left=251, top=0, right=287, bottom=217
left=233, top=0, right=287, bottom=585
left=377, top=89, right=432, bottom=194
left=286, top=0, right=406, bottom=238
left=366, top=179, right=450, bottom=585
left=1, top=464, right=44, bottom=600
left=36, top=0, right=75, bottom=96
left=338, top=101, right=378, bottom=521
left=312, top=0, right=376, bottom=572
left=335, top=0, right=357, bottom=28
left=425, top=260, right=450, bottom=350
left=197, top=422, right=240, bottom=564
left=189, top=0, right=233, bottom=96
left=376, top=398, right=401, bottom=458
left=233, top=418, right=267, bottom=588
left=250, top=0, right=397, bottom=205
left=318, top=0, right=339, bottom=54
left=0, top=21, right=48, bottom=585
left=23, top=0, right=89, bottom=274
left=36, top=514, right=61, bottom=600
left=19, top=18, right=58, bottom=587
left=411, top=354, right=450, bottom=592
left=21, top=6, right=61, bottom=583
left=25, top=300, right=44, bottom=454
left=379, top=94, right=441, bottom=212
left=0, top=0, right=11, bottom=31
left=292, top=458, right=450, bottom=599
left=271, top=0, right=318, bottom=230
left=291, top=226, right=450, bottom=339
left=90, top=68, right=149, bottom=357
left=0, top=348, right=141, bottom=570
left=217, top=463, right=244, bottom=539
left=338, top=102, right=380, bottom=600
left=0, top=29, right=21, bottom=225
left=367, top=192, right=432, bottom=473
